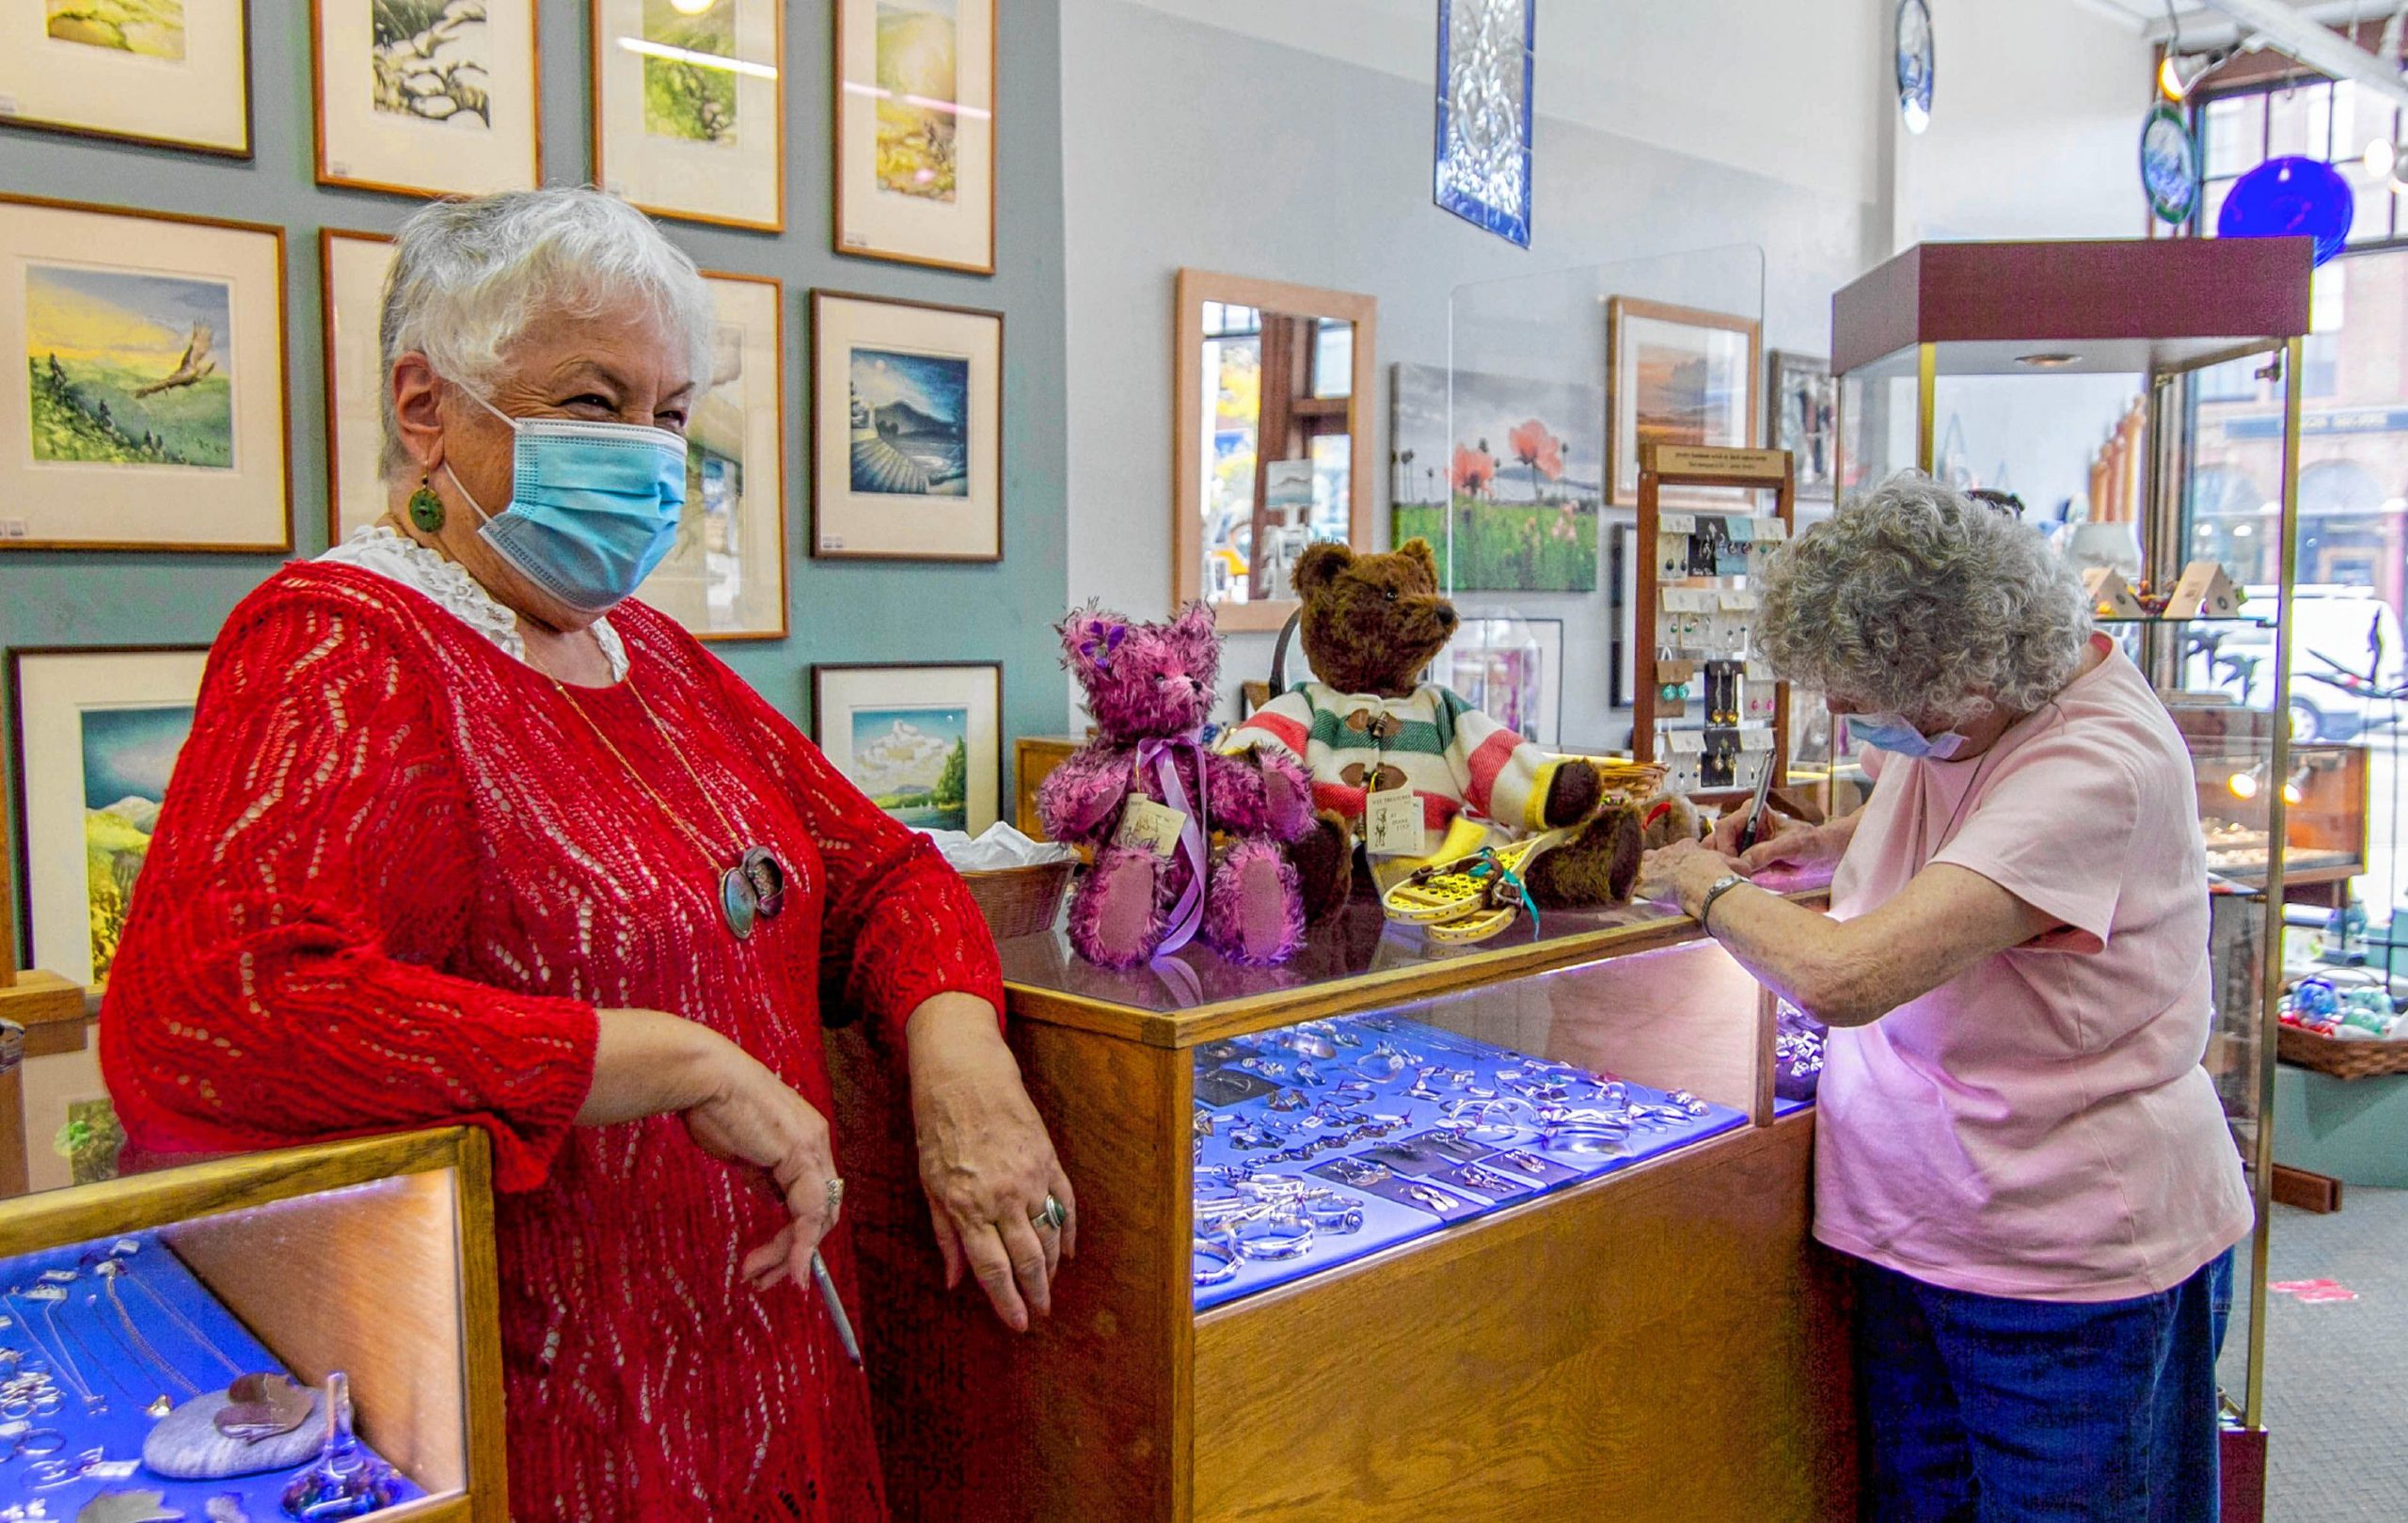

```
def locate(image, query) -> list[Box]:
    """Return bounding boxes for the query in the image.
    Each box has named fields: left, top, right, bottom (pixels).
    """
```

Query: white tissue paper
left=921, top=822, right=1076, bottom=871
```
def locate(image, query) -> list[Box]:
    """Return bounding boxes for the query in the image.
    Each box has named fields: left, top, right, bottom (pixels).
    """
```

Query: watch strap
left=1698, top=874, right=1751, bottom=931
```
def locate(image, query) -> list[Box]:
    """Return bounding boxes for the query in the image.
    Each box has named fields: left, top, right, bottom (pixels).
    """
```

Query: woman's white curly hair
left=1755, top=473, right=2094, bottom=726
left=377, top=187, right=713, bottom=479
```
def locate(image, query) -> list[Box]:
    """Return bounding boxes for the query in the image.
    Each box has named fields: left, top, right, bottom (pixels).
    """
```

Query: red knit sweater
left=101, top=561, right=1005, bottom=1521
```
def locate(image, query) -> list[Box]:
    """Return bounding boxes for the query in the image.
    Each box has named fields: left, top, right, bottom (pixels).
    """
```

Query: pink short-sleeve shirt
left=1814, top=639, right=2253, bottom=1302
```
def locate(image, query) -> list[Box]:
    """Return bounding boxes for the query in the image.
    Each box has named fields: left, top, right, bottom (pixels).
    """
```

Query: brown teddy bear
left=1220, top=538, right=1653, bottom=920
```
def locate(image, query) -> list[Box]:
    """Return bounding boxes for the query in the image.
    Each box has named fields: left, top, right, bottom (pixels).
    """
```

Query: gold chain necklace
left=544, top=662, right=789, bottom=940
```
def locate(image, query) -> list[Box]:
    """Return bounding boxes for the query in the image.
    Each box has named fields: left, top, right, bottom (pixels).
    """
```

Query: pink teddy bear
left=1038, top=603, right=1316, bottom=969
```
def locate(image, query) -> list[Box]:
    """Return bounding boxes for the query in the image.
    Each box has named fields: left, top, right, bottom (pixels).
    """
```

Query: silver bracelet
left=1697, top=874, right=1751, bottom=932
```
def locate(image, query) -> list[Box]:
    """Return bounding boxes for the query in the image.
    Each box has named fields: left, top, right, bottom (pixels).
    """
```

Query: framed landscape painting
left=810, top=662, right=1002, bottom=835
left=637, top=271, right=787, bottom=640
left=8, top=645, right=210, bottom=991
left=810, top=291, right=1003, bottom=562
left=0, top=195, right=291, bottom=552
left=321, top=228, right=397, bottom=543
left=1388, top=360, right=1600, bottom=594
left=1605, top=296, right=1759, bottom=508
left=834, top=0, right=996, bottom=273
left=313, top=0, right=541, bottom=198
left=592, top=0, right=784, bottom=230
left=0, top=0, right=252, bottom=155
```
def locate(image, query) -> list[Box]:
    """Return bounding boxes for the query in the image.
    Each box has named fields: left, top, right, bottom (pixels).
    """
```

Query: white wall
left=1057, top=0, right=2159, bottom=733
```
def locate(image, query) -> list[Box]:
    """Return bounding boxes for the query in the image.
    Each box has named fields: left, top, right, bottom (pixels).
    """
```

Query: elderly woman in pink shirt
left=1646, top=475, right=2251, bottom=1523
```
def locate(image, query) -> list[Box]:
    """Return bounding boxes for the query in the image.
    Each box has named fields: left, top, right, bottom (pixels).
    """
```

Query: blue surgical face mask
left=1846, top=712, right=1973, bottom=760
left=444, top=389, right=688, bottom=613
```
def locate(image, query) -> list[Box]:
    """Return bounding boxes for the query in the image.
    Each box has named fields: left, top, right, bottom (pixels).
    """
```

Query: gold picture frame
left=810, top=290, right=1004, bottom=563
left=2, top=193, right=292, bottom=553
left=321, top=227, right=397, bottom=547
left=832, top=0, right=996, bottom=274
left=652, top=270, right=788, bottom=640
left=0, top=0, right=253, bottom=157
left=809, top=661, right=1004, bottom=835
left=1605, top=296, right=1762, bottom=509
left=312, top=0, right=543, bottom=199
left=591, top=0, right=785, bottom=232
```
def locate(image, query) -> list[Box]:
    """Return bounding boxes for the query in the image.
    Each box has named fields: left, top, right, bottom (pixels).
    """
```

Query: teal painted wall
left=0, top=2, right=1069, bottom=960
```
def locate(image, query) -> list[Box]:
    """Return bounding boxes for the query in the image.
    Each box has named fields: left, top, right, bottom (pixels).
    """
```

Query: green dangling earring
left=406, top=475, right=445, bottom=532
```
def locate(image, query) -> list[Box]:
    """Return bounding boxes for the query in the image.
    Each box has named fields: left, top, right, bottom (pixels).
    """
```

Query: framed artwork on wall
left=1605, top=296, right=1760, bottom=508
left=1766, top=350, right=1836, bottom=501
left=1388, top=360, right=1600, bottom=595
left=809, top=661, right=1003, bottom=835
left=643, top=271, right=787, bottom=640
left=8, top=644, right=211, bottom=992
left=810, top=291, right=1003, bottom=562
left=312, top=0, right=542, bottom=198
left=322, top=228, right=397, bottom=544
left=0, top=0, right=252, bottom=156
left=833, top=0, right=997, bottom=274
left=1446, top=616, right=1562, bottom=747
left=1433, top=0, right=1534, bottom=247
left=591, top=0, right=784, bottom=231
left=1, top=195, right=291, bottom=552
left=1611, top=523, right=1638, bottom=708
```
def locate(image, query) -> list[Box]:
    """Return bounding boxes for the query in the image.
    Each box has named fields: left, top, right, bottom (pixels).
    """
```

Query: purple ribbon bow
left=1133, top=736, right=1211, bottom=957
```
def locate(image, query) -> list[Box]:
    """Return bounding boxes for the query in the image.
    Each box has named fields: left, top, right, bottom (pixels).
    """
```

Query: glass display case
left=0, top=1128, right=507, bottom=1520
left=1832, top=235, right=2316, bottom=1502
left=830, top=879, right=1853, bottom=1523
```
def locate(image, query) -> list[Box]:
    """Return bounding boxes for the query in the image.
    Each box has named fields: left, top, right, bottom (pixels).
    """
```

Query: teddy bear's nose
left=1435, top=605, right=1458, bottom=629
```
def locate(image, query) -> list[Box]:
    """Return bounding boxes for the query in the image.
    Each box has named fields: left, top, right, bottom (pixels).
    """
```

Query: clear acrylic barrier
left=1410, top=247, right=1766, bottom=754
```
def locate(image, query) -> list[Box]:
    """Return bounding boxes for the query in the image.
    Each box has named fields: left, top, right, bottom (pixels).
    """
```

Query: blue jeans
left=1854, top=1249, right=2234, bottom=1523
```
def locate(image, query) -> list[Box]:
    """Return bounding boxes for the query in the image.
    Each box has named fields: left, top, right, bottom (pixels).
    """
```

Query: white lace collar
left=318, top=525, right=630, bottom=682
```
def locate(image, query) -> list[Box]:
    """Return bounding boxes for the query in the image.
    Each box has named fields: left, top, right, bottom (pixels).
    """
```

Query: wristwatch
left=1697, top=874, right=1751, bottom=931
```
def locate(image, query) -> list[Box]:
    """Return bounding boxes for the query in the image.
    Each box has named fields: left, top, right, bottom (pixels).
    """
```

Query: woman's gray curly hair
left=1755, top=473, right=2093, bottom=726
left=377, top=187, right=713, bottom=479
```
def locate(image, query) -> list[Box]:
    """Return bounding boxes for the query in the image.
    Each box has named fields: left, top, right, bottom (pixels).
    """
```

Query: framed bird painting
left=0, top=195, right=292, bottom=552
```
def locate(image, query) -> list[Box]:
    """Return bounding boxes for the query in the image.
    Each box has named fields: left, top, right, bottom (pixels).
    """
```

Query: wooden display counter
left=830, top=885, right=1854, bottom=1522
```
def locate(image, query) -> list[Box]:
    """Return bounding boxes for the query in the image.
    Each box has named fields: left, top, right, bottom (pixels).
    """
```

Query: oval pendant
left=720, top=865, right=759, bottom=940
left=740, top=846, right=788, bottom=920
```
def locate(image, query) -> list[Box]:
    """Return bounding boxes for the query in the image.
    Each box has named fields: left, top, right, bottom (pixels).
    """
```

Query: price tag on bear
left=1116, top=798, right=1190, bottom=857
left=1364, top=784, right=1425, bottom=857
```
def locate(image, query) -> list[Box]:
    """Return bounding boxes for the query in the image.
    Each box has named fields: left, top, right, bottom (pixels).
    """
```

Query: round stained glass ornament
left=2216, top=155, right=2355, bottom=266
left=2140, top=103, right=2199, bottom=227
left=1895, top=0, right=1935, bottom=135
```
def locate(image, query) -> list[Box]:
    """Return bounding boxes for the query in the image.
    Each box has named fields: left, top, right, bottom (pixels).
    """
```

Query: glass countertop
left=997, top=866, right=1830, bottom=1028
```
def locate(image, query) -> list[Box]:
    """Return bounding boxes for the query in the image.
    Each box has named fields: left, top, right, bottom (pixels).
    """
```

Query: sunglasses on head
left=1966, top=488, right=2026, bottom=519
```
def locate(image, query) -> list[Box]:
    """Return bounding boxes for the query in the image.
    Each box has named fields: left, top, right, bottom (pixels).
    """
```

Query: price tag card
left=1661, top=513, right=1697, bottom=535
left=1739, top=729, right=1775, bottom=753
left=1364, top=785, right=1425, bottom=857
left=1753, top=516, right=1789, bottom=541
left=1725, top=516, right=1756, bottom=543
left=1665, top=730, right=1707, bottom=756
left=1116, top=798, right=1189, bottom=857
left=1719, top=590, right=1760, bottom=611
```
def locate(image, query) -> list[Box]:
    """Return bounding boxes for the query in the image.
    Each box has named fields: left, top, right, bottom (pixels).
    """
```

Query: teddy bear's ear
left=1059, top=605, right=1130, bottom=678
left=1396, top=537, right=1440, bottom=587
left=1292, top=542, right=1354, bottom=597
left=1172, top=600, right=1222, bottom=676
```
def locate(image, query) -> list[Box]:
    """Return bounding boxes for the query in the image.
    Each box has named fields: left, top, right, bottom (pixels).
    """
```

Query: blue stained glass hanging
left=2215, top=155, right=2354, bottom=266
left=1434, top=0, right=1536, bottom=247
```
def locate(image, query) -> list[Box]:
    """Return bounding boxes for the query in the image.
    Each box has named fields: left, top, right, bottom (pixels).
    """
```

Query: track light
left=2159, top=47, right=2236, bottom=103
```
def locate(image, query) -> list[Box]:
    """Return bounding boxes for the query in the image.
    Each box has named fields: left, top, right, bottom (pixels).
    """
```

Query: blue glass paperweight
left=2216, top=155, right=2354, bottom=265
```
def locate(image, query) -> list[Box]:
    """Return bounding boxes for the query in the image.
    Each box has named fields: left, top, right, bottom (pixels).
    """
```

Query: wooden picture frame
left=810, top=290, right=1004, bottom=563
left=654, top=270, right=788, bottom=640
left=0, top=0, right=254, bottom=157
left=312, top=0, right=543, bottom=199
left=321, top=227, right=398, bottom=547
left=8, top=644, right=213, bottom=993
left=1172, top=269, right=1377, bottom=634
left=1606, top=296, right=1761, bottom=509
left=2, top=194, right=292, bottom=553
left=591, top=0, right=785, bottom=232
left=832, top=0, right=997, bottom=275
left=809, top=661, right=1004, bottom=835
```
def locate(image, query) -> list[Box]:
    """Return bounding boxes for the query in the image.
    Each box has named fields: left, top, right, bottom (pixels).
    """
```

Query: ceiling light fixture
left=2016, top=353, right=2082, bottom=369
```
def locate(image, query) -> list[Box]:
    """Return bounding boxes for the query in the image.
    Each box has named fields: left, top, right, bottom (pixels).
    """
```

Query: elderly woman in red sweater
left=102, top=188, right=1072, bottom=1520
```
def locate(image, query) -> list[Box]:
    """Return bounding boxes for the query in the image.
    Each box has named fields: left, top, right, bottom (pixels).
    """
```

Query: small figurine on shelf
left=1038, top=603, right=1317, bottom=968
left=279, top=1372, right=398, bottom=1520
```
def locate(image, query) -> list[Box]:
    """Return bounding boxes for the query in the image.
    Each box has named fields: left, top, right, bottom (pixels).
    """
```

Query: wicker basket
left=2277, top=1023, right=2408, bottom=1080
left=959, top=860, right=1075, bottom=943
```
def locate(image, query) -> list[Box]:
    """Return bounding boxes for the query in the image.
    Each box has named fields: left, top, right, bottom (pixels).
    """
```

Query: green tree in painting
left=642, top=0, right=737, bottom=145
left=932, top=738, right=968, bottom=812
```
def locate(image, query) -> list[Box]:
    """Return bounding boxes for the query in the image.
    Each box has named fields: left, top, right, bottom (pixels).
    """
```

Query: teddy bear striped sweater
left=1222, top=681, right=1561, bottom=835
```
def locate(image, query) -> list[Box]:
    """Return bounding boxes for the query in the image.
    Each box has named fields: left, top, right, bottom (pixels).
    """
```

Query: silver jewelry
left=99, top=1261, right=246, bottom=1383
left=1032, top=1194, right=1069, bottom=1232
left=7, top=1293, right=97, bottom=1417
left=824, top=1178, right=846, bottom=1218
left=1232, top=1213, right=1314, bottom=1261
left=1402, top=1183, right=1462, bottom=1216
left=1299, top=1197, right=1364, bottom=1235
left=1192, top=1238, right=1241, bottom=1288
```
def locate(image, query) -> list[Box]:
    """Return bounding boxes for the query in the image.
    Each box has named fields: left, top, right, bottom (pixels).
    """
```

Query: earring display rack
left=1630, top=443, right=1796, bottom=800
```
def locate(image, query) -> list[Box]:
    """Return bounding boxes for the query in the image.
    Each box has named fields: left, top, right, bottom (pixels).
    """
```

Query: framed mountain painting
left=1, top=195, right=291, bottom=552
left=833, top=0, right=995, bottom=273
left=809, top=291, right=1002, bottom=562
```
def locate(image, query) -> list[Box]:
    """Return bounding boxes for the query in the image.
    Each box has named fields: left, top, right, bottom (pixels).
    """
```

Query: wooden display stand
left=830, top=902, right=1855, bottom=1522
left=1631, top=443, right=1795, bottom=801
left=0, top=1128, right=510, bottom=1519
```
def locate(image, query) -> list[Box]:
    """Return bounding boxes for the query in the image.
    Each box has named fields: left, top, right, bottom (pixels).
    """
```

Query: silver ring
left=825, top=1177, right=845, bottom=1217
left=1032, top=1194, right=1069, bottom=1232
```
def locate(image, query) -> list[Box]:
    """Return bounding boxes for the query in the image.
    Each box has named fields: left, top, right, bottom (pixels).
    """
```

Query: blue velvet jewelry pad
left=0, top=1229, right=426, bottom=1517
left=1193, top=1016, right=1749, bottom=1310
left=1773, top=1094, right=1816, bottom=1118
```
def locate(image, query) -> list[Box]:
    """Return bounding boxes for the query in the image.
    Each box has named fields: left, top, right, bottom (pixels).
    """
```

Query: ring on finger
left=1030, top=1194, right=1069, bottom=1232
left=825, top=1177, right=846, bottom=1218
